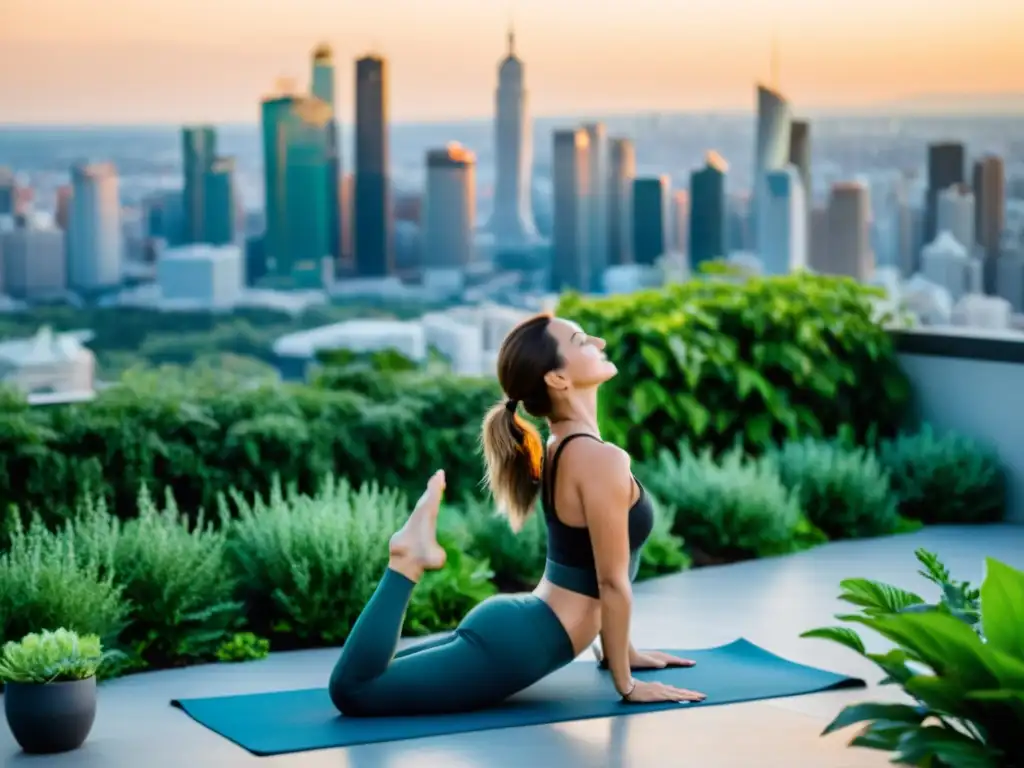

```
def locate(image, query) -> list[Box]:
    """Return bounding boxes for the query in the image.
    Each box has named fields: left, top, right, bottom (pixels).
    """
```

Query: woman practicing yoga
left=328, top=313, right=707, bottom=717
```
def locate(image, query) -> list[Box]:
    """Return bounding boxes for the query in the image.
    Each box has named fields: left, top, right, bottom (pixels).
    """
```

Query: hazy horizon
left=2, top=0, right=1021, bottom=125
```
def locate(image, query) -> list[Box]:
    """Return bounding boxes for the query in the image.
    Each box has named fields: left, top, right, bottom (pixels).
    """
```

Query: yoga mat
left=171, top=638, right=864, bottom=756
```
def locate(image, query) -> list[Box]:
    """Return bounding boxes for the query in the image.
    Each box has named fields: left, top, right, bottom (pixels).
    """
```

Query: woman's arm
left=576, top=443, right=636, bottom=696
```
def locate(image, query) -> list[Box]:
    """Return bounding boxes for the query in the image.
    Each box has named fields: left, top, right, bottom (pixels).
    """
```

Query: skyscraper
left=0, top=168, right=16, bottom=216
left=551, top=129, right=590, bottom=292
left=354, top=55, right=392, bottom=277
left=261, top=92, right=332, bottom=287
left=182, top=126, right=217, bottom=243
left=925, top=142, right=965, bottom=243
left=758, top=166, right=807, bottom=275
left=688, top=152, right=729, bottom=270
left=825, top=181, right=872, bottom=279
left=607, top=138, right=635, bottom=266
left=787, top=120, right=811, bottom=208
left=312, top=44, right=343, bottom=266
left=752, top=84, right=792, bottom=250
left=936, top=183, right=975, bottom=252
left=631, top=176, right=669, bottom=267
left=68, top=162, right=123, bottom=293
left=973, top=155, right=1005, bottom=258
left=582, top=123, right=607, bottom=291
left=487, top=28, right=539, bottom=251
left=423, top=143, right=476, bottom=276
left=202, top=157, right=237, bottom=246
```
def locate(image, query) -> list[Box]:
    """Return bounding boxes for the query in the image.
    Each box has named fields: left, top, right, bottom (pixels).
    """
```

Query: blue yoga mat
left=171, top=638, right=863, bottom=756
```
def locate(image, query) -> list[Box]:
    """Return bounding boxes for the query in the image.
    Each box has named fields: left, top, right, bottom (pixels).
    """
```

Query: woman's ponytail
left=481, top=399, right=544, bottom=531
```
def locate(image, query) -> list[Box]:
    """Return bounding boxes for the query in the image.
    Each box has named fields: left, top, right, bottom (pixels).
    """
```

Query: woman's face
left=545, top=317, right=618, bottom=390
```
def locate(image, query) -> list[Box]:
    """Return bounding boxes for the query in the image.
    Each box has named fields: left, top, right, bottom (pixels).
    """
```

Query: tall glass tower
left=689, top=152, right=729, bottom=270
left=261, top=93, right=332, bottom=288
left=312, top=44, right=343, bottom=266
left=354, top=55, right=392, bottom=277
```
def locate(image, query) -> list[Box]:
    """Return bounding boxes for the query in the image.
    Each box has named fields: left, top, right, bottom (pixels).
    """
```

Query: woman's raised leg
left=328, top=471, right=448, bottom=703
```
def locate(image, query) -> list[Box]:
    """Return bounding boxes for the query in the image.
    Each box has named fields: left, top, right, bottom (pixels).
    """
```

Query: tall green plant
left=71, top=488, right=244, bottom=669
left=802, top=551, right=1024, bottom=766
left=221, top=476, right=408, bottom=647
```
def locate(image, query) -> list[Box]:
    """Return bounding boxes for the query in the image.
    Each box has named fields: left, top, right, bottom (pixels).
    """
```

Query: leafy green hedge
left=558, top=272, right=912, bottom=461
left=0, top=371, right=501, bottom=532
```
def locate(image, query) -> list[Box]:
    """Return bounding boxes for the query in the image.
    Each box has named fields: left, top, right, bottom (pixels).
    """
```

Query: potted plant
left=0, top=627, right=121, bottom=754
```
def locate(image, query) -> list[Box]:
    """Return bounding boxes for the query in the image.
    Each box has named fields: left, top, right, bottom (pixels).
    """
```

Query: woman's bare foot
left=388, top=470, right=447, bottom=582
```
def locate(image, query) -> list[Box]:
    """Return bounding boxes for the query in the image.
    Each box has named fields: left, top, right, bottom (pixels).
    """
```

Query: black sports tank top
left=540, top=433, right=655, bottom=598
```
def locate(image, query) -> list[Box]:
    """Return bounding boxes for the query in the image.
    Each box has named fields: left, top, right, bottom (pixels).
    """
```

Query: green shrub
left=215, top=632, right=271, bottom=663
left=222, top=476, right=408, bottom=648
left=0, top=517, right=127, bottom=651
left=801, top=551, right=1024, bottom=766
left=0, top=628, right=123, bottom=684
left=636, top=443, right=808, bottom=563
left=558, top=273, right=911, bottom=462
left=879, top=426, right=1006, bottom=524
left=453, top=497, right=547, bottom=592
left=404, top=533, right=498, bottom=636
left=768, top=438, right=902, bottom=540
left=71, top=488, right=244, bottom=669
left=635, top=497, right=692, bottom=580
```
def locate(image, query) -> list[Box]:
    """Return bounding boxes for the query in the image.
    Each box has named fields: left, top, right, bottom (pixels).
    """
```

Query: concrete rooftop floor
left=3, top=524, right=1021, bottom=768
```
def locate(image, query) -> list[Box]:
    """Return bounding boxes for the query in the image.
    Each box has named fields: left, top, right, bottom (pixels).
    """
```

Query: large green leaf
left=848, top=719, right=919, bottom=751
left=893, top=725, right=999, bottom=768
left=821, top=702, right=926, bottom=736
left=838, top=578, right=924, bottom=615
left=800, top=626, right=865, bottom=655
left=980, top=558, right=1024, bottom=660
left=847, top=612, right=999, bottom=690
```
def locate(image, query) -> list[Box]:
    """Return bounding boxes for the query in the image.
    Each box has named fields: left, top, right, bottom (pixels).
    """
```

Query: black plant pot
left=3, top=677, right=97, bottom=754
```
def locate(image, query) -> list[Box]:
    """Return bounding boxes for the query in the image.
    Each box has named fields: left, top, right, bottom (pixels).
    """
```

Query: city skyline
left=2, top=0, right=1023, bottom=125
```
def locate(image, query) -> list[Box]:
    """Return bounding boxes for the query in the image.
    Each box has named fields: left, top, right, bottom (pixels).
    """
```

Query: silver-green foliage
left=0, top=517, right=127, bottom=653
left=0, top=628, right=122, bottom=684
left=769, top=438, right=901, bottom=539
left=453, top=495, right=547, bottom=589
left=637, top=442, right=804, bottom=560
left=222, top=475, right=408, bottom=645
left=72, top=488, right=242, bottom=666
left=879, top=425, right=1006, bottom=524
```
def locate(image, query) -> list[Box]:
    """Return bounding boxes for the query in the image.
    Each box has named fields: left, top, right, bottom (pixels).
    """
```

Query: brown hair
left=481, top=313, right=563, bottom=530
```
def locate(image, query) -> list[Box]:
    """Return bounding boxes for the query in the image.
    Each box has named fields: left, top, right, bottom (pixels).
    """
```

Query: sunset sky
left=1, top=0, right=1022, bottom=125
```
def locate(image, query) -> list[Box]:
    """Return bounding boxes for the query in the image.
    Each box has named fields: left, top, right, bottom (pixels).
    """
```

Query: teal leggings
left=328, top=569, right=578, bottom=717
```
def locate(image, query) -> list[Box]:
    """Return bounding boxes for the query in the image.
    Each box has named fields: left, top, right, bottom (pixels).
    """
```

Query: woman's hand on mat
left=630, top=650, right=696, bottom=669
left=625, top=680, right=706, bottom=704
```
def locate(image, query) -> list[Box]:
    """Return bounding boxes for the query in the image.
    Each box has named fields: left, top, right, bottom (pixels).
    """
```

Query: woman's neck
left=549, top=390, right=600, bottom=437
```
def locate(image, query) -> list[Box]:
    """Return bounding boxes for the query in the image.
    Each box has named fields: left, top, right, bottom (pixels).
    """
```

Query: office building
left=182, top=126, right=217, bottom=243
left=1, top=223, right=67, bottom=299
left=312, top=44, right=343, bottom=265
left=921, top=232, right=981, bottom=301
left=688, top=152, right=728, bottom=269
left=607, top=138, right=635, bottom=265
left=925, top=142, right=965, bottom=243
left=422, top=144, right=476, bottom=291
left=261, top=91, right=332, bottom=287
left=0, top=168, right=15, bottom=216
left=582, top=122, right=607, bottom=291
left=670, top=190, right=689, bottom=254
left=758, top=166, right=807, bottom=275
left=631, top=176, right=669, bottom=267
left=157, top=243, right=244, bottom=307
left=68, top=162, right=123, bottom=292
left=54, top=186, right=72, bottom=231
left=487, top=28, right=539, bottom=251
left=752, top=84, right=792, bottom=249
left=824, top=181, right=872, bottom=279
left=354, top=55, right=392, bottom=277
left=973, top=155, right=1005, bottom=258
left=202, top=157, right=238, bottom=246
left=551, top=129, right=591, bottom=292
left=936, top=183, right=976, bottom=252
left=787, top=120, right=811, bottom=208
